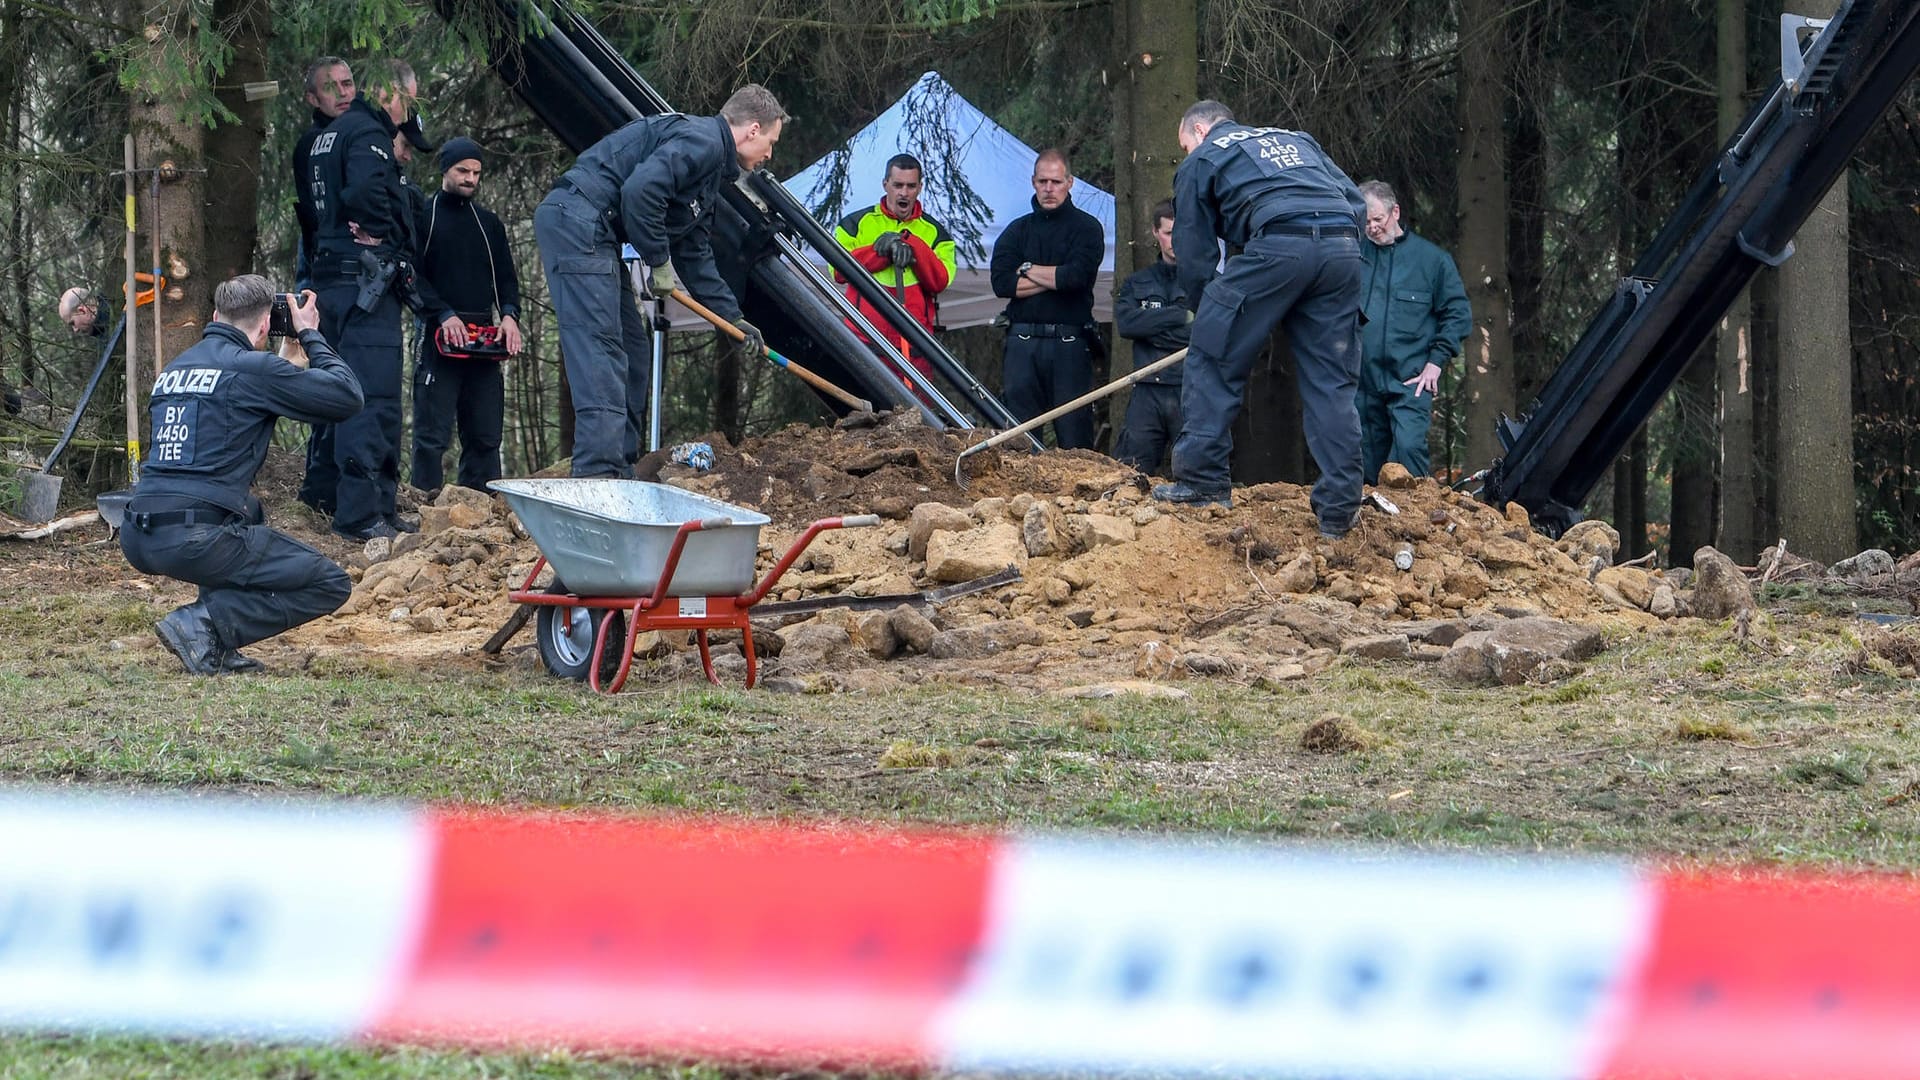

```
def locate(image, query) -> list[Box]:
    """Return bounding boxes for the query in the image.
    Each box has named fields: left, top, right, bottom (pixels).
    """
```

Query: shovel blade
left=17, top=470, right=62, bottom=524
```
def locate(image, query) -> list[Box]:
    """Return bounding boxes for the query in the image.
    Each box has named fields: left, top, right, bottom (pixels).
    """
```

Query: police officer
left=302, top=59, right=460, bottom=540
left=412, top=136, right=522, bottom=492
left=292, top=56, right=355, bottom=293
left=988, top=148, right=1106, bottom=449
left=1113, top=199, right=1189, bottom=474
left=121, top=275, right=365, bottom=675
left=1156, top=100, right=1367, bottom=539
left=535, top=85, right=786, bottom=479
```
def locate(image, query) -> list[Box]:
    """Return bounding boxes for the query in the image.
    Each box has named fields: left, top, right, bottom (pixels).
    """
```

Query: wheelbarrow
left=490, top=478, right=878, bottom=692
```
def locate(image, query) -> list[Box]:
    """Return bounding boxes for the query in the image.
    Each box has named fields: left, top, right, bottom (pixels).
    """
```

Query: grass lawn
left=3, top=577, right=1918, bottom=1075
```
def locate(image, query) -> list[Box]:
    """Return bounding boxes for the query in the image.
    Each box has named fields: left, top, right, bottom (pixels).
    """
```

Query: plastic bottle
left=1393, top=543, right=1415, bottom=571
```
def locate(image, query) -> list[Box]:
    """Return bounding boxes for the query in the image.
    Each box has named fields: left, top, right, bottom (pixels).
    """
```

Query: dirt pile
left=302, top=411, right=1738, bottom=689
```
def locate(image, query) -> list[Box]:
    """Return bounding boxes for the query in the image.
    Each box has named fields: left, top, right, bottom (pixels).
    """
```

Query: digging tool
left=16, top=314, right=128, bottom=522
left=122, top=135, right=141, bottom=486
left=669, top=288, right=873, bottom=414
left=954, top=347, right=1189, bottom=487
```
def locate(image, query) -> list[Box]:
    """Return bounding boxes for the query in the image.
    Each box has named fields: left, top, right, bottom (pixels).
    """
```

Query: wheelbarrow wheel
left=534, top=581, right=627, bottom=684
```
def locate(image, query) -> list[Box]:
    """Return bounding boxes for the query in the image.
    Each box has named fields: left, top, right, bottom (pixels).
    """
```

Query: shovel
left=18, top=312, right=127, bottom=523
left=954, top=347, right=1188, bottom=487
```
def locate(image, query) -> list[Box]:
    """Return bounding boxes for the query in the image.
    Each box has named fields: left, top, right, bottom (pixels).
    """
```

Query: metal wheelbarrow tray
left=489, top=477, right=877, bottom=692
left=489, top=478, right=771, bottom=597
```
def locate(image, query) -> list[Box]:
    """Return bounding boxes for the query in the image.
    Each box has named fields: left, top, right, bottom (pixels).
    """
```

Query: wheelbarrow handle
left=694, top=516, right=734, bottom=530
left=838, top=514, right=881, bottom=528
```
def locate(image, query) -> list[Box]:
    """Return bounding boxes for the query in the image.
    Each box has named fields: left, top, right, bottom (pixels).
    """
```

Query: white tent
left=782, top=71, right=1116, bottom=329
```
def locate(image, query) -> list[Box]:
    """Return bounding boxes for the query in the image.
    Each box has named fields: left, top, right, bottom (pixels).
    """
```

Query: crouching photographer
left=121, top=275, right=366, bottom=675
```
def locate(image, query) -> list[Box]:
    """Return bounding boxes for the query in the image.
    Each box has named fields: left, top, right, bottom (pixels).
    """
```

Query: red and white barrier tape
left=2, top=792, right=1918, bottom=1077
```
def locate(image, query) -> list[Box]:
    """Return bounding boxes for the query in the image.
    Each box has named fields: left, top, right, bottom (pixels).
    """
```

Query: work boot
left=154, top=604, right=222, bottom=676
left=333, top=520, right=400, bottom=542
left=1318, top=510, right=1361, bottom=540
left=1150, top=481, right=1231, bottom=509
left=386, top=514, right=419, bottom=534
left=219, top=650, right=265, bottom=674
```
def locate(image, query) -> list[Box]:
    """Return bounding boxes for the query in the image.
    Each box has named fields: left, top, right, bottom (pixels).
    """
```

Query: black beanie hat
left=439, top=136, right=484, bottom=173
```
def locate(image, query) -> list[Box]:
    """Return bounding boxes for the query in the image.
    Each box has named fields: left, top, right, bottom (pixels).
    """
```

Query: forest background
left=0, top=0, right=1914, bottom=568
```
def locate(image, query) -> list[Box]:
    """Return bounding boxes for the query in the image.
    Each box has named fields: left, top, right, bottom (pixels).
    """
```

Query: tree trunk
left=1615, top=428, right=1649, bottom=559
left=1505, top=0, right=1549, bottom=405
left=1714, top=0, right=1758, bottom=561
left=1456, top=0, right=1515, bottom=474
left=1774, top=0, right=1856, bottom=564
left=1775, top=183, right=1855, bottom=562
left=202, top=0, right=269, bottom=281
left=713, top=333, right=742, bottom=443
left=1668, top=345, right=1717, bottom=564
left=131, top=1, right=210, bottom=370
left=1108, top=0, right=1195, bottom=432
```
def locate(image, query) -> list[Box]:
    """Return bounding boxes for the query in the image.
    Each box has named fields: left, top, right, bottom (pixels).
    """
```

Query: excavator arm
left=1481, top=0, right=1920, bottom=535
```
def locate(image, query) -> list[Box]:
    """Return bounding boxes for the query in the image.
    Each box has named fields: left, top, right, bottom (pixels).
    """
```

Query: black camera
left=268, top=293, right=295, bottom=338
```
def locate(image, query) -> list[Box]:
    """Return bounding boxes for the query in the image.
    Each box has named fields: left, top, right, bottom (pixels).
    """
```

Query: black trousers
left=307, top=271, right=403, bottom=533
left=1002, top=332, right=1095, bottom=450
left=1114, top=381, right=1183, bottom=475
left=121, top=511, right=351, bottom=650
left=411, top=338, right=505, bottom=492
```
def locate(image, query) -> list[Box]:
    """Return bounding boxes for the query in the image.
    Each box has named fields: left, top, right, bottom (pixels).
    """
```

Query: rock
left=1042, top=577, right=1072, bottom=604
left=363, top=536, right=392, bottom=563
left=1437, top=617, right=1606, bottom=685
left=1340, top=633, right=1411, bottom=660
left=1390, top=619, right=1471, bottom=646
left=1054, top=557, right=1099, bottom=590
left=1596, top=566, right=1656, bottom=609
left=1180, top=652, right=1240, bottom=676
left=1063, top=513, right=1136, bottom=553
left=1056, top=681, right=1191, bottom=700
left=1375, top=463, right=1419, bottom=489
left=448, top=503, right=492, bottom=531
left=925, top=522, right=1026, bottom=583
left=970, top=496, right=1010, bottom=523
left=1022, top=503, right=1063, bottom=557
left=408, top=607, right=451, bottom=633
left=1649, top=583, right=1678, bottom=618
left=1833, top=549, right=1896, bottom=578
left=1557, top=520, right=1620, bottom=563
left=1300, top=715, right=1379, bottom=754
left=1442, top=563, right=1491, bottom=601
left=1269, top=604, right=1348, bottom=650
left=1063, top=608, right=1096, bottom=629
left=1503, top=502, right=1532, bottom=530
left=1133, top=640, right=1179, bottom=679
left=774, top=622, right=853, bottom=667
left=1131, top=505, right=1161, bottom=526
left=1664, top=566, right=1694, bottom=589
left=857, top=612, right=901, bottom=659
left=1255, top=662, right=1310, bottom=685
left=888, top=605, right=938, bottom=654
left=418, top=506, right=454, bottom=534
left=908, top=501, right=972, bottom=560
left=1271, top=552, right=1320, bottom=594
left=1479, top=535, right=1540, bottom=570
left=1690, top=546, right=1757, bottom=620
left=927, top=619, right=1047, bottom=660
left=435, top=484, right=494, bottom=511
left=1410, top=643, right=1449, bottom=662
left=884, top=530, right=911, bottom=556
left=1008, top=492, right=1038, bottom=520
left=393, top=531, right=428, bottom=557
left=1593, top=582, right=1635, bottom=610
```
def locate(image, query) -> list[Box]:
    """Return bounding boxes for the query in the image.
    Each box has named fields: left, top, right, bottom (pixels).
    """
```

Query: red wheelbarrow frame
left=508, top=513, right=879, bottom=693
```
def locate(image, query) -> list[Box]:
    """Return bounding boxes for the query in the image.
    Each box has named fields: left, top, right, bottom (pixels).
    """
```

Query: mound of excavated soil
left=269, top=409, right=1720, bottom=691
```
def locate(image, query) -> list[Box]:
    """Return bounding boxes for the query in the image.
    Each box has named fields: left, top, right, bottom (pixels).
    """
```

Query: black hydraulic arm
left=443, top=0, right=1036, bottom=440
left=1481, top=0, right=1920, bottom=535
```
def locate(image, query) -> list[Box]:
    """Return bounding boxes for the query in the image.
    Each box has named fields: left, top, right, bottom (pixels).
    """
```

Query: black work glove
left=732, top=317, right=764, bottom=358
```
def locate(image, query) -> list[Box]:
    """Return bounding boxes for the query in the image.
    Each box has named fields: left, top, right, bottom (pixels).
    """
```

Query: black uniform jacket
left=1113, top=258, right=1189, bottom=385
left=1172, top=121, right=1366, bottom=306
left=135, top=323, right=364, bottom=516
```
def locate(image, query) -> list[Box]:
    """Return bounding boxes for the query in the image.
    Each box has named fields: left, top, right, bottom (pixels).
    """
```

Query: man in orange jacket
left=833, top=153, right=956, bottom=388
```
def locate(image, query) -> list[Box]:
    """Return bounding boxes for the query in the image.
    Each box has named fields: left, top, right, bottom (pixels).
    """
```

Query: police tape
left=2, top=790, right=1918, bottom=1077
